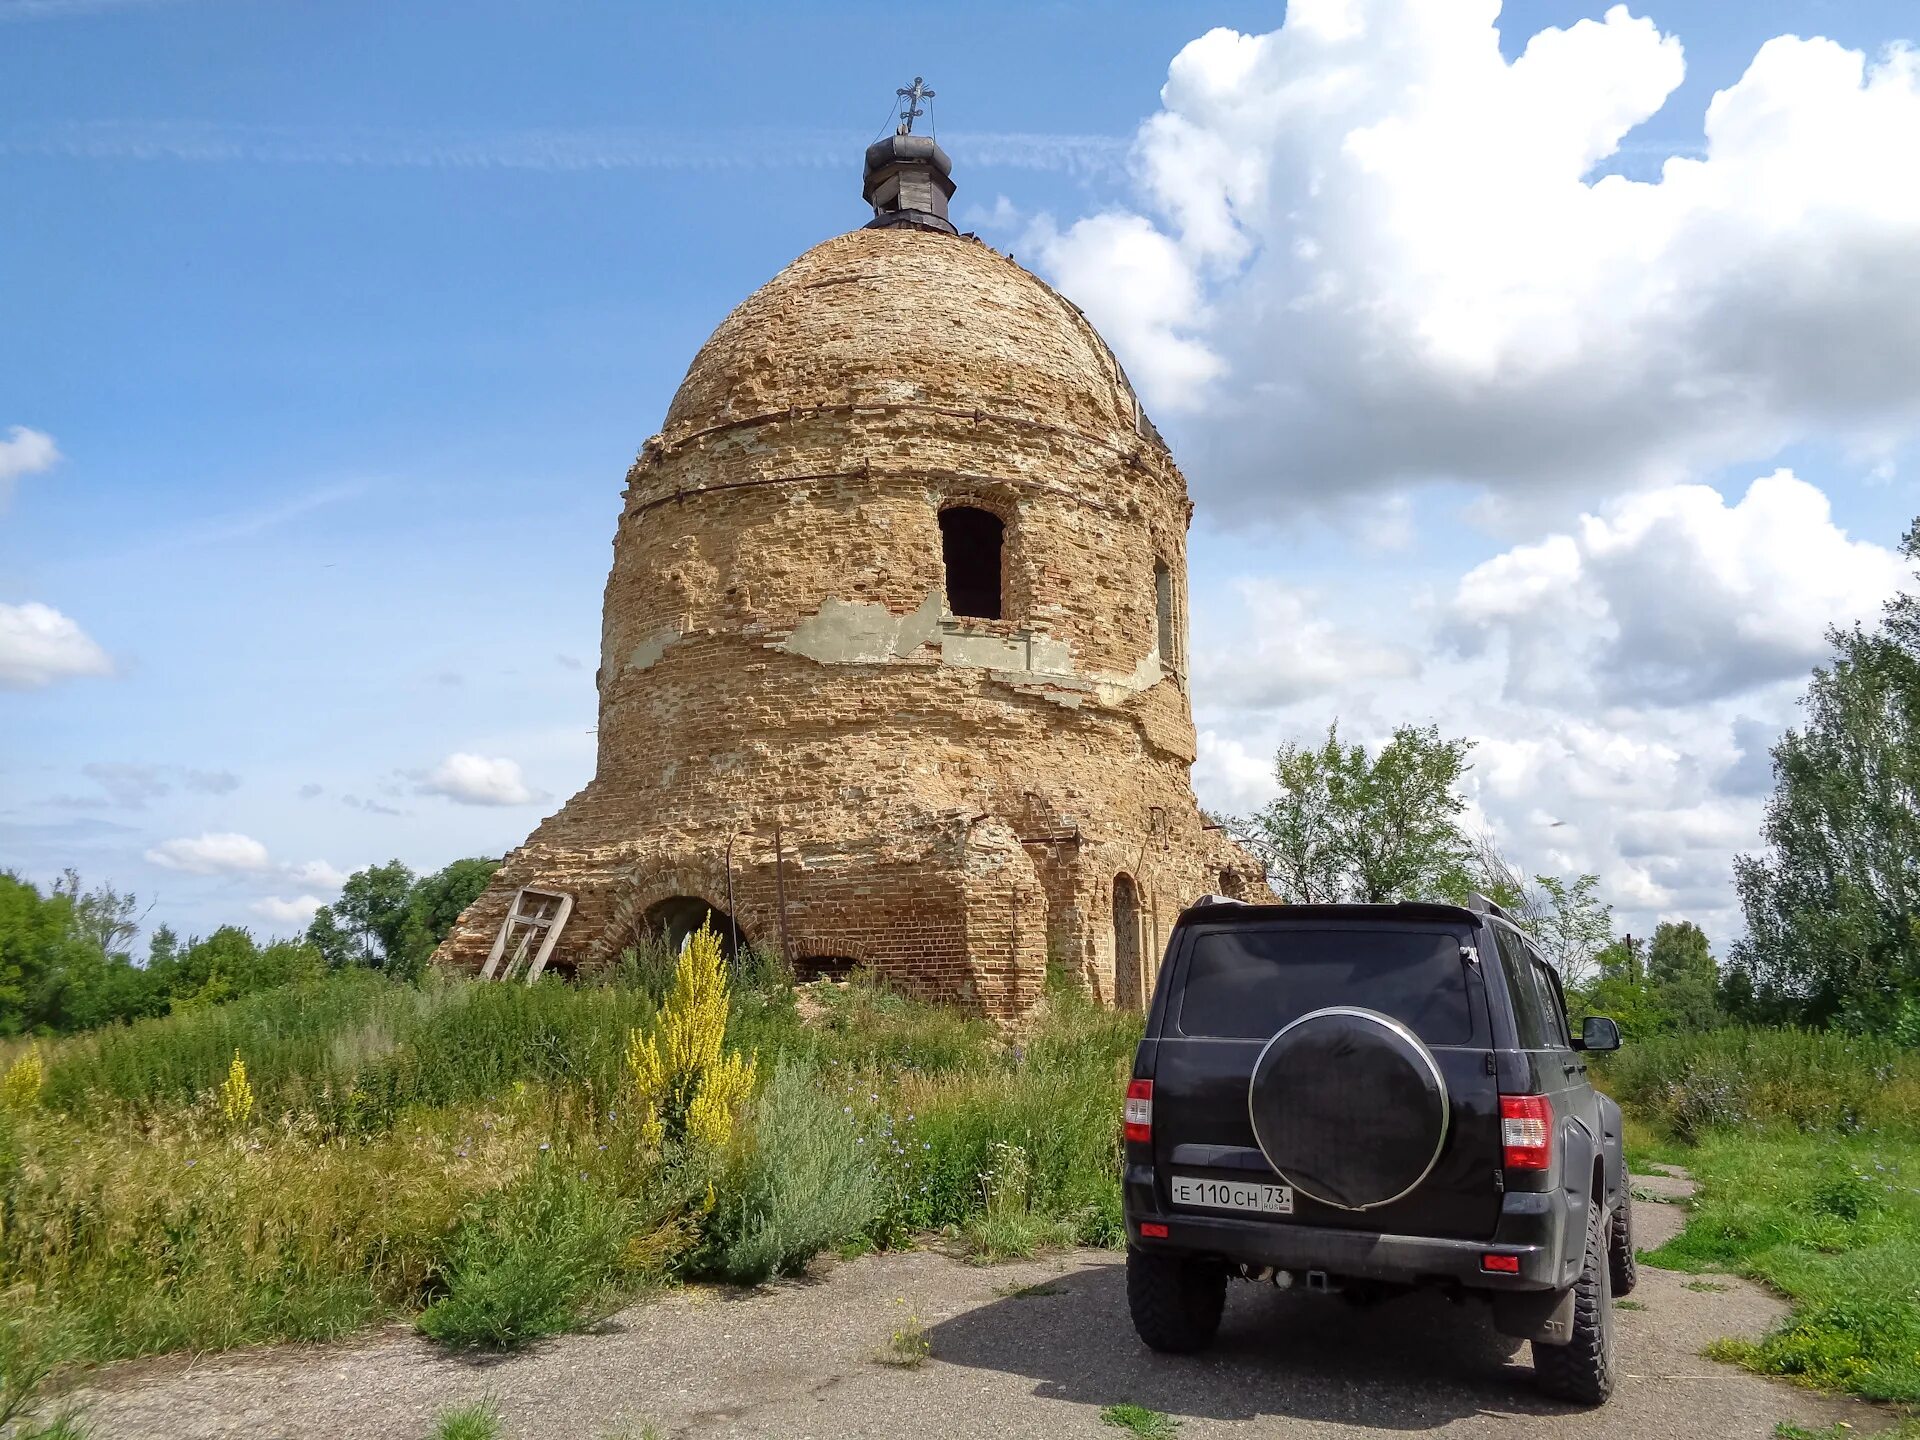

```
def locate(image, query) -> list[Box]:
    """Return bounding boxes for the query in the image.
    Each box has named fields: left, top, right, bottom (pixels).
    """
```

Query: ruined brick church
left=435, top=99, right=1263, bottom=1016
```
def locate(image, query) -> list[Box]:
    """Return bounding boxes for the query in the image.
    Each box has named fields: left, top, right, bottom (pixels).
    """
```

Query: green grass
left=1610, top=1025, right=1920, bottom=1408
left=0, top=959, right=1140, bottom=1421
left=1647, top=1130, right=1920, bottom=1402
left=1603, top=1028, right=1920, bottom=1141
left=427, top=1399, right=502, bottom=1440
left=1100, top=1403, right=1180, bottom=1437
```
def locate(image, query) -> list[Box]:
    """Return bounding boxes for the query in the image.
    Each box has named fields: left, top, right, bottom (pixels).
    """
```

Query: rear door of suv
left=1141, top=911, right=1506, bottom=1242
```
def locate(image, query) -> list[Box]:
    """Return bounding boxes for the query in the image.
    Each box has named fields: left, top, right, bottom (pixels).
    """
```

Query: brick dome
left=662, top=228, right=1144, bottom=445
left=435, top=188, right=1263, bottom=1016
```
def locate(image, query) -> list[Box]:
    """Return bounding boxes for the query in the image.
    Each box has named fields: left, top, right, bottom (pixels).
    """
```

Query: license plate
left=1170, top=1175, right=1294, bottom=1215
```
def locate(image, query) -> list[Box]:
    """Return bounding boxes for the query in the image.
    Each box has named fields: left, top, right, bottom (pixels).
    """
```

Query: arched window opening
left=1113, top=873, right=1144, bottom=1011
left=940, top=507, right=1004, bottom=620
left=1154, top=560, right=1176, bottom=669
left=641, top=896, right=750, bottom=961
left=794, top=955, right=860, bottom=984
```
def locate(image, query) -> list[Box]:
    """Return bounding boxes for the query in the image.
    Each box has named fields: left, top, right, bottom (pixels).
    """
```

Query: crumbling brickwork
left=435, top=222, right=1265, bottom=1016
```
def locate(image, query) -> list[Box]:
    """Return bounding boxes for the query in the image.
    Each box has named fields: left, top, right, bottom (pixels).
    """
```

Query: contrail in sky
left=0, top=121, right=1130, bottom=176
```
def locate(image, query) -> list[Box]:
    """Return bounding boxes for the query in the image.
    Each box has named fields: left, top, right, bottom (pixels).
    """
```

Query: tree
left=54, top=869, right=144, bottom=958
left=1582, top=936, right=1668, bottom=1037
left=1647, top=921, right=1719, bottom=1031
left=1731, top=518, right=1920, bottom=1028
left=0, top=874, right=94, bottom=1035
left=391, top=857, right=500, bottom=980
left=304, top=856, right=499, bottom=977
left=165, top=927, right=324, bottom=1011
left=304, top=906, right=356, bottom=969
left=1235, top=722, right=1475, bottom=904
left=1530, top=874, right=1613, bottom=989
left=323, top=860, right=416, bottom=968
left=1458, top=828, right=1541, bottom=926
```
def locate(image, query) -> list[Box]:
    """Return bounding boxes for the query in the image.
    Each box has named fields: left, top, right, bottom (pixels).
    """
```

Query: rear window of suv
left=1176, top=927, right=1475, bottom=1044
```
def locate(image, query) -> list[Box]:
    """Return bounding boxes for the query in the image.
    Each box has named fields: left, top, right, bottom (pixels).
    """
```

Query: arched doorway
left=642, top=896, right=749, bottom=960
left=1113, top=873, right=1143, bottom=1010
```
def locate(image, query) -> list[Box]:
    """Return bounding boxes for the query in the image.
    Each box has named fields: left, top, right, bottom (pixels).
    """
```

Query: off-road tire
left=1126, top=1248, right=1226, bottom=1354
left=1533, top=1201, right=1616, bottom=1406
left=1608, top=1191, right=1639, bottom=1296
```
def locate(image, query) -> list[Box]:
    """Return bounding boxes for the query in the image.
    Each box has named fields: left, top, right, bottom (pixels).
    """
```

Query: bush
left=704, top=1058, right=881, bottom=1284
left=417, top=1159, right=632, bottom=1349
left=801, top=977, right=999, bottom=1074
left=1603, top=1027, right=1920, bottom=1140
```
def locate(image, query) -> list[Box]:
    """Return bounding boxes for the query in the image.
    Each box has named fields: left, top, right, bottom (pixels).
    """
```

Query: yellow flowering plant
left=1, top=1046, right=44, bottom=1109
left=623, top=919, right=755, bottom=1149
left=219, top=1050, right=255, bottom=1129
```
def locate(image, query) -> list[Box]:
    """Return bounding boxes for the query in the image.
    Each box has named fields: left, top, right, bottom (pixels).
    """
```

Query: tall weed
left=417, top=1159, right=635, bottom=1349
left=1604, top=1028, right=1920, bottom=1139
left=705, top=1058, right=880, bottom=1283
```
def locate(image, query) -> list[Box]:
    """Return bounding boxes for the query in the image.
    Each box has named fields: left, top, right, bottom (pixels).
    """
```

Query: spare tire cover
left=1248, top=1006, right=1449, bottom=1211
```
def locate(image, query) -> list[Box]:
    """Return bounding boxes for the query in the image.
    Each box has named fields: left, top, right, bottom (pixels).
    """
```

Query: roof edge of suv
left=1177, top=900, right=1484, bottom=927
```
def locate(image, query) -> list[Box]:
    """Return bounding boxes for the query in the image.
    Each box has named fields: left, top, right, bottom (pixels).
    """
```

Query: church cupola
left=863, top=77, right=955, bottom=234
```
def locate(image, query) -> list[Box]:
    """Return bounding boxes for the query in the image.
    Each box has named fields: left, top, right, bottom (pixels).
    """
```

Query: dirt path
left=66, top=1176, right=1887, bottom=1440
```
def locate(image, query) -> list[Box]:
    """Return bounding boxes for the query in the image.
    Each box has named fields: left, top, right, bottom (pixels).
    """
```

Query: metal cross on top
left=895, top=76, right=935, bottom=135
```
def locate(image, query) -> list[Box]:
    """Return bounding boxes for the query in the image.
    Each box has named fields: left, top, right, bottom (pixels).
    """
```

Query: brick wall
left=434, top=225, right=1265, bottom=1018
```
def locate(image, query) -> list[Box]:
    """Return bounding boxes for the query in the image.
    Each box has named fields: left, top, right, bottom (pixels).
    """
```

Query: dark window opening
left=1154, top=560, right=1176, bottom=665
left=1177, top=926, right=1476, bottom=1044
left=795, top=955, right=860, bottom=983
left=642, top=896, right=750, bottom=961
left=940, top=507, right=1004, bottom=620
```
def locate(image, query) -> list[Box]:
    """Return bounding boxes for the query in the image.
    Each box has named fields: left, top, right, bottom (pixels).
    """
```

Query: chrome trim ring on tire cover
left=1245, top=1005, right=1451, bottom=1212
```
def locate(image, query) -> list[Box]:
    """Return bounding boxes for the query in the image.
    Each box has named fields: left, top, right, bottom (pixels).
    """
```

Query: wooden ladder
left=481, top=887, right=574, bottom=983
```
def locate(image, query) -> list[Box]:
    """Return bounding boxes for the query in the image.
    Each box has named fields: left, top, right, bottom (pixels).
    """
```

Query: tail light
left=1124, top=1079, right=1153, bottom=1143
left=1500, top=1094, right=1552, bottom=1170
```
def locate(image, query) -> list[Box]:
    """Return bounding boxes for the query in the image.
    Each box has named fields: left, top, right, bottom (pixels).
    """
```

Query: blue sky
left=5, top=0, right=1919, bottom=954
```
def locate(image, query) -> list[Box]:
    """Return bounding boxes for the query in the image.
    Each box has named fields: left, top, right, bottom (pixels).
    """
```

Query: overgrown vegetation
left=1651, top=1129, right=1920, bottom=1403
left=1613, top=1025, right=1920, bottom=1411
left=1605, top=1027, right=1920, bottom=1140
left=0, top=856, right=498, bottom=1038
left=1729, top=519, right=1920, bottom=1033
left=0, top=942, right=1134, bottom=1428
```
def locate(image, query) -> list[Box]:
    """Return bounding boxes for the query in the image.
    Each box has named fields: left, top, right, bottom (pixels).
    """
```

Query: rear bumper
left=1124, top=1165, right=1577, bottom=1292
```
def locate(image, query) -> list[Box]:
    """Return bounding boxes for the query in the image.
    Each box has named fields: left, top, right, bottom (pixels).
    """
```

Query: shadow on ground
left=930, top=1261, right=1573, bottom=1431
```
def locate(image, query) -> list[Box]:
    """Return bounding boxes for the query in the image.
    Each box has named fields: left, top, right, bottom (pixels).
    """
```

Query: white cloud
left=1028, top=211, right=1225, bottom=408
left=1029, top=4, right=1920, bottom=513
left=1446, top=471, right=1908, bottom=703
left=0, top=425, right=58, bottom=509
left=283, top=858, right=349, bottom=890
left=250, top=894, right=324, bottom=928
left=1192, top=578, right=1417, bottom=708
left=146, top=831, right=273, bottom=875
left=0, top=601, right=112, bottom=688
left=417, top=752, right=539, bottom=807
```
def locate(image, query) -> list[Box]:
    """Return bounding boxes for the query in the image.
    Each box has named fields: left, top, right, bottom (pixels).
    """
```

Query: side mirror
left=1578, top=1016, right=1621, bottom=1053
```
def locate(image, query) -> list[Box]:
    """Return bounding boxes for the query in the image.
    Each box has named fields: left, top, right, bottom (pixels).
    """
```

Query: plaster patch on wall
left=627, top=627, right=681, bottom=673
left=1092, top=644, right=1167, bottom=706
left=776, top=590, right=944, bottom=664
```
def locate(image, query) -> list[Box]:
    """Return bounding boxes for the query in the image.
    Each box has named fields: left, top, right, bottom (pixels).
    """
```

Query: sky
left=4, top=0, right=1918, bottom=953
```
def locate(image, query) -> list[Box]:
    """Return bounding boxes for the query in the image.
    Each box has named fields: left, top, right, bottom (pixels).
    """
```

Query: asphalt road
left=72, top=1177, right=1888, bottom=1440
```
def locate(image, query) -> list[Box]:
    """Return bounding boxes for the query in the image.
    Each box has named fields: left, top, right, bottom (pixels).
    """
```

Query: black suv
left=1121, top=896, right=1631, bottom=1405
